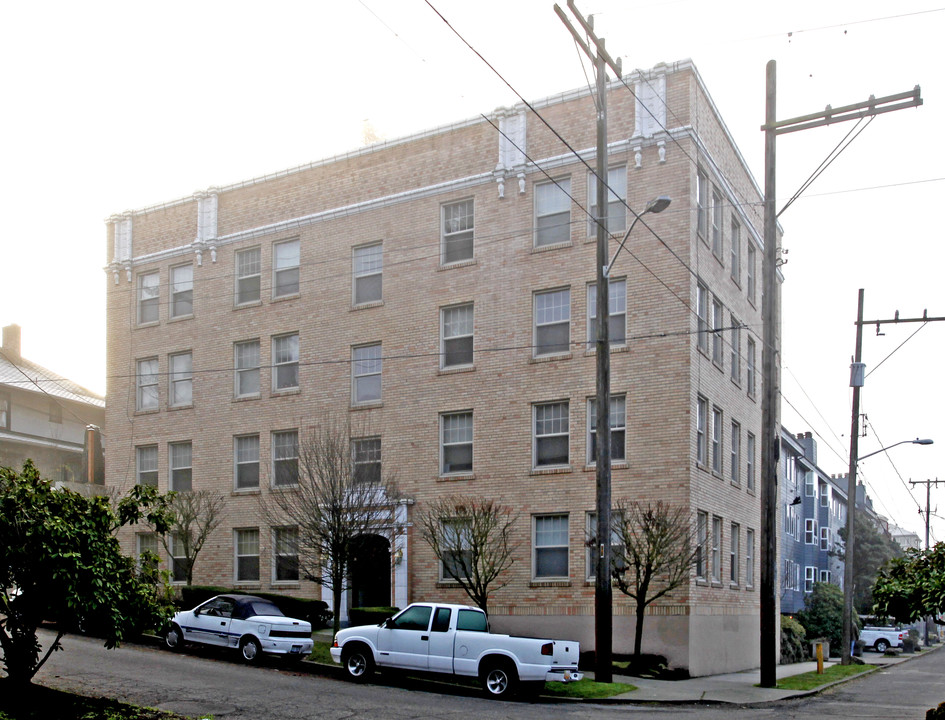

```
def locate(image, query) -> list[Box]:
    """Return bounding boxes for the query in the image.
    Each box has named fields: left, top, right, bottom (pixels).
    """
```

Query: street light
left=857, top=438, right=933, bottom=462
left=595, top=195, right=670, bottom=682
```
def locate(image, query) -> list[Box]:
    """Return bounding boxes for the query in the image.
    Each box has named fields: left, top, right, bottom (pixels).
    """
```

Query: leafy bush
left=927, top=701, right=945, bottom=720
left=797, top=582, right=848, bottom=656
left=780, top=614, right=807, bottom=664
left=349, top=606, right=399, bottom=626
left=179, top=585, right=333, bottom=628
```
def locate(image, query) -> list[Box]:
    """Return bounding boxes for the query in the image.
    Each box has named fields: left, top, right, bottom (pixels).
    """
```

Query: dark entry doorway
left=349, top=534, right=391, bottom=608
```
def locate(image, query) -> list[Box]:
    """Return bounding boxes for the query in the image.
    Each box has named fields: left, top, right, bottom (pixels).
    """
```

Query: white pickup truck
left=330, top=602, right=583, bottom=698
left=859, top=626, right=904, bottom=653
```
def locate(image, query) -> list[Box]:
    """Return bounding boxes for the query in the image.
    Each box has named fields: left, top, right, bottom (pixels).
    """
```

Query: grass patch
left=309, top=639, right=334, bottom=665
left=541, top=678, right=636, bottom=699
left=774, top=663, right=872, bottom=691
left=0, top=680, right=193, bottom=720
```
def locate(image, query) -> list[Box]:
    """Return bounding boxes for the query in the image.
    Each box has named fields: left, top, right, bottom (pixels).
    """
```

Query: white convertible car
left=165, top=594, right=314, bottom=663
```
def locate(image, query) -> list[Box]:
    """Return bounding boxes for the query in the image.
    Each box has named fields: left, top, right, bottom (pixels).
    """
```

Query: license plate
left=291, top=645, right=302, bottom=653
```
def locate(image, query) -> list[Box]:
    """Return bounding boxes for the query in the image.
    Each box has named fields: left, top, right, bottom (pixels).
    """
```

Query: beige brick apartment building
left=105, top=60, right=775, bottom=676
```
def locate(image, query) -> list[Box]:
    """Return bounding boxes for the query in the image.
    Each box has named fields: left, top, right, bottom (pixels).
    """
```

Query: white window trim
left=441, top=198, right=474, bottom=265
left=532, top=401, right=570, bottom=469
left=168, top=351, right=193, bottom=408
left=235, top=246, right=262, bottom=306
left=272, top=238, right=300, bottom=299
left=440, top=411, right=473, bottom=476
left=532, top=513, right=569, bottom=580
left=169, top=263, right=194, bottom=319
left=351, top=343, right=383, bottom=405
left=533, top=287, right=571, bottom=358
left=440, top=303, right=474, bottom=369
left=234, top=528, right=261, bottom=583
left=352, top=242, right=383, bottom=306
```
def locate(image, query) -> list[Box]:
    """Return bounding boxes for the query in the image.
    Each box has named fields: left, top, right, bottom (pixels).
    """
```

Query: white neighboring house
left=889, top=525, right=922, bottom=551
left=0, top=324, right=105, bottom=492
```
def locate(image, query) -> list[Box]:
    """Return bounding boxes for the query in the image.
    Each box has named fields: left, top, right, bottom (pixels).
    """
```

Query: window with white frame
left=747, top=337, right=756, bottom=396
left=533, top=401, right=569, bottom=468
left=696, top=396, right=708, bottom=466
left=0, top=392, right=9, bottom=430
left=805, top=518, right=817, bottom=544
left=746, top=432, right=756, bottom=492
left=711, top=298, right=724, bottom=366
left=587, top=279, right=626, bottom=348
left=820, top=481, right=829, bottom=507
left=805, top=565, right=816, bottom=592
left=696, top=511, right=708, bottom=579
left=169, top=442, right=192, bottom=492
left=234, top=340, right=260, bottom=397
left=746, top=528, right=754, bottom=587
left=587, top=395, right=626, bottom=464
left=137, top=533, right=159, bottom=572
left=820, top=526, right=830, bottom=551
left=272, top=333, right=299, bottom=391
left=273, top=527, right=299, bottom=582
left=353, top=242, right=383, bottom=305
left=819, top=569, right=830, bottom=583
left=441, top=304, right=473, bottom=368
left=169, top=533, right=188, bottom=583
left=710, top=188, right=723, bottom=257
left=352, top=343, right=382, bottom=404
left=440, top=519, right=472, bottom=579
left=273, top=239, right=300, bottom=298
left=441, top=412, right=473, bottom=475
left=711, top=406, right=723, bottom=474
left=696, top=168, right=708, bottom=240
left=234, top=434, right=260, bottom=490
left=235, top=529, right=260, bottom=582
left=747, top=244, right=756, bottom=303
left=535, top=178, right=571, bottom=247
left=136, top=358, right=159, bottom=411
left=730, top=522, right=740, bottom=584
left=588, top=166, right=627, bottom=235
left=136, top=445, right=158, bottom=487
left=137, top=272, right=159, bottom=325
left=805, top=471, right=815, bottom=497
left=272, top=430, right=298, bottom=487
left=168, top=351, right=193, bottom=407
left=730, top=217, right=741, bottom=284
left=534, top=514, right=569, bottom=578
left=235, top=247, right=261, bottom=305
left=585, top=511, right=624, bottom=580
left=442, top=199, right=474, bottom=264
left=711, top=515, right=721, bottom=582
left=730, top=421, right=741, bottom=484
left=697, top=282, right=709, bottom=353
left=534, top=288, right=570, bottom=356
left=170, top=264, right=193, bottom=318
left=730, top=317, right=741, bottom=384
left=352, top=437, right=381, bottom=485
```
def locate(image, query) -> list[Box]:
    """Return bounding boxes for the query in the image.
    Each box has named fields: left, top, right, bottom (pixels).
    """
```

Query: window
left=170, top=264, right=193, bottom=318
left=587, top=279, right=626, bottom=348
left=711, top=407, right=723, bottom=474
left=696, top=282, right=709, bottom=353
left=390, top=605, right=432, bottom=631
left=746, top=432, right=756, bottom=492
left=730, top=217, right=741, bottom=284
left=235, top=529, right=260, bottom=582
left=805, top=471, right=815, bottom=497
left=534, top=288, right=570, bottom=356
left=696, top=396, right=708, bottom=466
left=711, top=516, right=721, bottom=582
left=696, top=511, right=708, bottom=579
left=820, top=526, right=830, bottom=551
left=588, top=166, right=627, bottom=234
left=442, top=199, right=474, bottom=264
left=586, top=511, right=624, bottom=579
left=441, top=412, right=473, bottom=474
left=730, top=421, right=741, bottom=484
left=440, top=519, right=472, bottom=579
left=805, top=566, right=816, bottom=593
left=353, top=242, right=383, bottom=305
left=696, top=168, right=708, bottom=240
left=169, top=533, right=188, bottom=583
left=136, top=533, right=159, bottom=572
left=273, top=527, right=299, bottom=582
left=432, top=607, right=452, bottom=631
left=747, top=244, right=756, bottom=303
left=234, top=435, right=260, bottom=490
left=533, top=401, right=569, bottom=468
left=587, top=395, right=626, bottom=464
left=272, top=333, right=299, bottom=391
left=746, top=337, right=756, bottom=397
left=352, top=344, right=382, bottom=404
left=535, top=178, right=571, bottom=247
left=235, top=247, right=261, bottom=305
left=137, top=272, right=159, bottom=324
left=441, top=304, right=473, bottom=368
left=168, top=352, right=193, bottom=407
left=169, top=442, right=192, bottom=492
left=136, top=445, right=158, bottom=487
left=234, top=340, right=260, bottom=397
left=534, top=514, right=568, bottom=578
left=0, top=392, right=9, bottom=429
left=710, top=188, right=723, bottom=257
left=730, top=523, right=740, bottom=584
left=711, top=298, right=724, bottom=366
left=352, top=437, right=381, bottom=485
left=805, top=518, right=817, bottom=545
left=272, top=430, right=299, bottom=487
left=820, top=481, right=829, bottom=507
left=136, top=358, right=159, bottom=411
left=273, top=239, right=300, bottom=298
left=819, top=569, right=830, bottom=583
left=730, top=317, right=741, bottom=384
left=746, top=528, right=754, bottom=587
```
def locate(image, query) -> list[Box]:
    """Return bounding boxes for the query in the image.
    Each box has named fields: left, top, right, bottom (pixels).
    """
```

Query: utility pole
left=555, top=0, right=622, bottom=683
left=759, top=63, right=921, bottom=684
left=910, top=478, right=942, bottom=646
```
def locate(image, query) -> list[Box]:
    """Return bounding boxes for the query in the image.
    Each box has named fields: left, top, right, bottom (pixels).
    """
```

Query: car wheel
left=341, top=643, right=374, bottom=682
left=239, top=637, right=263, bottom=663
left=875, top=639, right=889, bottom=653
left=480, top=659, right=518, bottom=699
left=165, top=624, right=185, bottom=652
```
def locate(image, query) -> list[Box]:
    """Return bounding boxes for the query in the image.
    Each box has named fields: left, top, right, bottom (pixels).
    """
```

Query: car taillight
left=541, top=642, right=553, bottom=656
left=333, top=639, right=339, bottom=648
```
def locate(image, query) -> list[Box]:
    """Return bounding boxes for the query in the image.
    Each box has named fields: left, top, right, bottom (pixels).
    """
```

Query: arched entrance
left=349, top=534, right=391, bottom=608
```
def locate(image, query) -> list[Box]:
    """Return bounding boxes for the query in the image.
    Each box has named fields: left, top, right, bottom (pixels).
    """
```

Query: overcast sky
left=1, top=0, right=942, bottom=540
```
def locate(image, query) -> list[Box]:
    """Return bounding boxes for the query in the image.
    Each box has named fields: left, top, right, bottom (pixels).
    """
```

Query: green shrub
left=927, top=701, right=945, bottom=720
left=797, top=582, right=848, bottom=655
left=781, top=614, right=807, bottom=664
left=349, top=606, right=399, bottom=626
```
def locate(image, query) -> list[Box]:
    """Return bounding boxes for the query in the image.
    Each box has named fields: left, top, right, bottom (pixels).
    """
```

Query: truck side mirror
left=383, top=618, right=393, bottom=629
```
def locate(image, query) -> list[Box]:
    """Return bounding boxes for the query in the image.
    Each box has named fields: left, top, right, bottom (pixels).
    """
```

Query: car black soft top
left=219, top=594, right=286, bottom=621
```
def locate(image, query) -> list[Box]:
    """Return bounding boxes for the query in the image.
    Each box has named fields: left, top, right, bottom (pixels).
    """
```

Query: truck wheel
left=341, top=644, right=374, bottom=682
left=240, top=637, right=262, bottom=663
left=480, top=659, right=518, bottom=699
left=165, top=624, right=186, bottom=652
left=875, top=639, right=889, bottom=653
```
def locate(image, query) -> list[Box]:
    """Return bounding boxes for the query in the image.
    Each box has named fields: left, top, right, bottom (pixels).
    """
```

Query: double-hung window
left=696, top=282, right=709, bottom=353
left=711, top=406, right=723, bottom=474
left=696, top=168, right=708, bottom=240
left=272, top=430, right=299, bottom=487
left=587, top=279, right=626, bottom=348
left=440, top=519, right=473, bottom=579
left=442, top=199, right=474, bottom=264
left=441, top=304, right=473, bottom=368
left=170, top=264, right=193, bottom=318
left=235, top=247, right=261, bottom=305
left=730, top=317, right=741, bottom=384
left=820, top=526, right=830, bottom=551
left=168, top=351, right=193, bottom=407
left=234, top=340, right=260, bottom=397
left=535, top=178, right=571, bottom=247
left=169, top=441, right=192, bottom=492
left=710, top=188, right=723, bottom=258
left=137, top=272, right=159, bottom=325
left=585, top=511, right=624, bottom=580
left=746, top=529, right=755, bottom=587
left=711, top=298, right=724, bottom=366
left=534, top=514, right=569, bottom=578
left=746, top=337, right=756, bottom=396
left=696, top=396, right=708, bottom=466
left=136, top=358, right=159, bottom=411
left=747, top=244, right=756, bottom=303
left=352, top=344, right=382, bottom=404
left=272, top=334, right=299, bottom=391
left=273, top=239, right=300, bottom=298
left=730, top=218, right=741, bottom=284
left=730, top=523, right=740, bottom=584
left=534, top=288, right=570, bottom=357
left=805, top=566, right=816, bottom=592
left=235, top=529, right=260, bottom=582
left=352, top=437, right=381, bottom=485
left=805, top=518, right=817, bottom=545
left=0, top=392, right=9, bottom=430
left=588, top=166, right=626, bottom=235
left=353, top=242, right=383, bottom=305
left=746, top=432, right=756, bottom=492
left=234, top=435, right=260, bottom=490
left=441, top=412, right=473, bottom=475
left=169, top=533, right=188, bottom=583
left=587, top=395, right=626, bottom=464
left=730, top=421, right=741, bottom=484
left=273, top=527, right=299, bottom=582
left=136, top=445, right=158, bottom=487
left=534, top=401, right=569, bottom=468
left=711, top=516, right=721, bottom=582
left=696, top=511, right=708, bottom=579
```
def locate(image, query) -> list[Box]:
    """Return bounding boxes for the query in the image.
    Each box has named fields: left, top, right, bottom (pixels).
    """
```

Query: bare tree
left=157, top=490, right=226, bottom=586
left=261, top=417, right=400, bottom=636
left=417, top=496, right=518, bottom=615
left=610, top=500, right=700, bottom=664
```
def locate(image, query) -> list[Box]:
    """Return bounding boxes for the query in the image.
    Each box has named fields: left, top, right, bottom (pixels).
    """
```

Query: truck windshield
left=456, top=609, right=487, bottom=632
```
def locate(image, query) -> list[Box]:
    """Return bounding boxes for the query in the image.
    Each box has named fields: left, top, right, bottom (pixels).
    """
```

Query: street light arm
left=602, top=196, right=671, bottom=278
left=857, top=438, right=933, bottom=463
